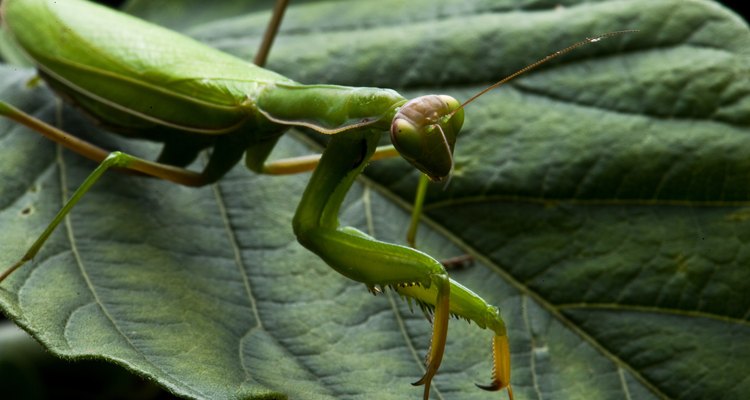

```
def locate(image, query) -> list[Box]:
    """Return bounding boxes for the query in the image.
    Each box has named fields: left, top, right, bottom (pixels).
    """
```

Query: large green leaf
left=1, top=0, right=749, bottom=399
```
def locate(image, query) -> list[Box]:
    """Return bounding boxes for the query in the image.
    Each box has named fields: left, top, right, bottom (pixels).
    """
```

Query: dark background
left=718, top=0, right=749, bottom=22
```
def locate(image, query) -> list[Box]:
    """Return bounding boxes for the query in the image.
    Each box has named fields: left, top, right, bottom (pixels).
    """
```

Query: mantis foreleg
left=293, top=130, right=512, bottom=397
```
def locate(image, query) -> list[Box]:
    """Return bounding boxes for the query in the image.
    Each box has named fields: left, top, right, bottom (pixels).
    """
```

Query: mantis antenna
left=449, top=30, right=639, bottom=117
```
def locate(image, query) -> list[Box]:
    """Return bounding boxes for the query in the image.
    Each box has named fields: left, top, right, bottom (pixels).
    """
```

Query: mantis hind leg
left=0, top=101, right=219, bottom=187
left=0, top=100, right=271, bottom=187
left=0, top=103, right=256, bottom=282
left=0, top=122, right=258, bottom=281
left=0, top=150, right=172, bottom=282
left=292, top=131, right=451, bottom=399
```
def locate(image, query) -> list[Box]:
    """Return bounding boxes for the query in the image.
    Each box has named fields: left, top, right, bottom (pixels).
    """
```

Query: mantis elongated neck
left=256, top=83, right=406, bottom=134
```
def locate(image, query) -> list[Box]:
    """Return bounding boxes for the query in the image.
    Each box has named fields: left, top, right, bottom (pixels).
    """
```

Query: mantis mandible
left=0, top=0, right=633, bottom=398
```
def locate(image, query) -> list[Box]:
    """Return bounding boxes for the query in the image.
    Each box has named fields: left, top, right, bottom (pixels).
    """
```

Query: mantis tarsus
left=0, top=0, right=634, bottom=398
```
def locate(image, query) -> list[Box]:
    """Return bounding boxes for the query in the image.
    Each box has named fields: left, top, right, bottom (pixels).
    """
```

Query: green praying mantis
left=0, top=0, right=636, bottom=398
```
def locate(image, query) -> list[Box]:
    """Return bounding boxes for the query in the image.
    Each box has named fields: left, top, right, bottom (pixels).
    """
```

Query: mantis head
left=390, top=95, right=464, bottom=183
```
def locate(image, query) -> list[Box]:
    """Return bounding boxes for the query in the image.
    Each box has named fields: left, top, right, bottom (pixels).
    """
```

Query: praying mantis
left=0, top=0, right=641, bottom=398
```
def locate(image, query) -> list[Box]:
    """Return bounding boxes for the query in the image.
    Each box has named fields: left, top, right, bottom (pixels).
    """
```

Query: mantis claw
left=475, top=381, right=502, bottom=391
left=476, top=382, right=514, bottom=400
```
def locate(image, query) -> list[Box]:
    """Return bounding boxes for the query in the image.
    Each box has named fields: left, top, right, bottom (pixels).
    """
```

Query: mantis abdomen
left=5, top=0, right=406, bottom=137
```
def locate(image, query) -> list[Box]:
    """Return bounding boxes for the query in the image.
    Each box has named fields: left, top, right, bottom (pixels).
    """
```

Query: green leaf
left=2, top=0, right=749, bottom=399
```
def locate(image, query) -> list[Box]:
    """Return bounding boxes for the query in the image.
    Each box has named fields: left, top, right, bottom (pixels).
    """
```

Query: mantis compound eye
left=390, top=95, right=464, bottom=182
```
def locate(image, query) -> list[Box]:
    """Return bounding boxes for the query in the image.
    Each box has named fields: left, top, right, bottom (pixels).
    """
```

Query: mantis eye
left=390, top=95, right=464, bottom=182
